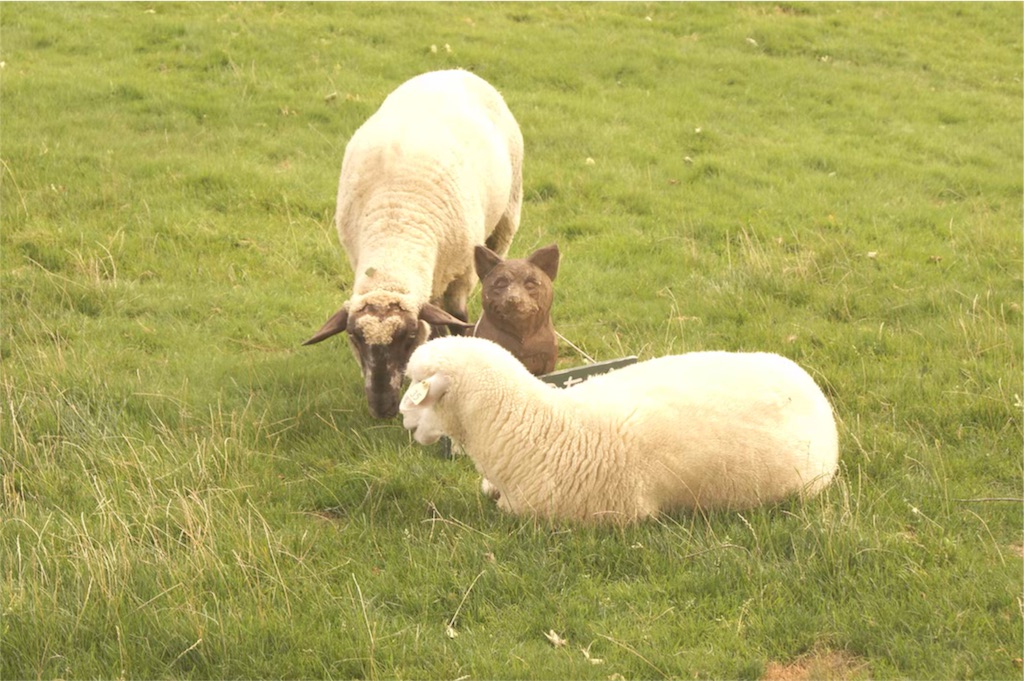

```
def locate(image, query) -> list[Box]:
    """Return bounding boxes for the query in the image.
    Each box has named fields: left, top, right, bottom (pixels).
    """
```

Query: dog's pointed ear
left=527, top=243, right=560, bottom=281
left=303, top=305, right=349, bottom=345
left=419, top=303, right=473, bottom=328
left=474, top=244, right=504, bottom=280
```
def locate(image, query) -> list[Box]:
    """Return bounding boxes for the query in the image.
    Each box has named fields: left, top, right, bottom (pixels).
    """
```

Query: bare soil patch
left=762, top=650, right=870, bottom=681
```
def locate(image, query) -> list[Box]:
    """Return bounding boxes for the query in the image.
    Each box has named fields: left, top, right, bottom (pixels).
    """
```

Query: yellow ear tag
left=405, top=380, right=430, bottom=406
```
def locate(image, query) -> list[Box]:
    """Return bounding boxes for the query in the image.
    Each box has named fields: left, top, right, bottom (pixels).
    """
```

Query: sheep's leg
left=485, top=210, right=519, bottom=258
left=486, top=148, right=523, bottom=258
left=440, top=276, right=472, bottom=337
left=480, top=478, right=501, bottom=500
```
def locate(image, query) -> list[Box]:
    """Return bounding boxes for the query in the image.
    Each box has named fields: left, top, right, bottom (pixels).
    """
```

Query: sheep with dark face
left=304, top=69, right=523, bottom=418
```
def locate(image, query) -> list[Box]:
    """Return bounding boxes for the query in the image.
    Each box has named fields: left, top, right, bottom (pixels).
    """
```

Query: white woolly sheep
left=305, top=69, right=523, bottom=419
left=400, top=336, right=839, bottom=523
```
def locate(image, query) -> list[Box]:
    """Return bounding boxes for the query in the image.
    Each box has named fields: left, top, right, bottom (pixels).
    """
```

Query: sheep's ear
left=303, top=305, right=349, bottom=345
left=422, top=373, right=450, bottom=406
left=402, top=372, right=450, bottom=409
left=474, top=244, right=503, bottom=279
left=420, top=303, right=473, bottom=328
left=527, top=243, right=560, bottom=281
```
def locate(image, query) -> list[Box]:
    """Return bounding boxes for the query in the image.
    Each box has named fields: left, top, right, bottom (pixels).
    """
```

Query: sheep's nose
left=367, top=392, right=400, bottom=419
left=369, top=402, right=399, bottom=419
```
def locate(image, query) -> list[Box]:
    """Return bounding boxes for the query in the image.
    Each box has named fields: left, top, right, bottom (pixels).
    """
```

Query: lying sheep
left=401, top=337, right=839, bottom=523
left=305, top=69, right=523, bottom=419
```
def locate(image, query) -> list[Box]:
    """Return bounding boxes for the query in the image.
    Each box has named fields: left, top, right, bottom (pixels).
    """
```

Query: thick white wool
left=335, top=69, right=523, bottom=316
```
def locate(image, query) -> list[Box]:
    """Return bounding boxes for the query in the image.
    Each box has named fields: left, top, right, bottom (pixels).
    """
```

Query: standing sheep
left=305, top=70, right=523, bottom=419
left=400, top=337, right=839, bottom=523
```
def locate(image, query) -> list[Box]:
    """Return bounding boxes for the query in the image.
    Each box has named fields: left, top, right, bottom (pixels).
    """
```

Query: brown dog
left=473, top=243, right=559, bottom=375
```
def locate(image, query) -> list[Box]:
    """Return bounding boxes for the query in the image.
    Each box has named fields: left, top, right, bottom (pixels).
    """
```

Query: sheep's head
left=401, top=336, right=531, bottom=444
left=304, top=294, right=470, bottom=419
left=399, top=372, right=451, bottom=445
left=400, top=337, right=477, bottom=444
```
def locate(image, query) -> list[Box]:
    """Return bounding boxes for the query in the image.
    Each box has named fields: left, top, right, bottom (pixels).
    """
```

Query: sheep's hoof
left=480, top=478, right=501, bottom=501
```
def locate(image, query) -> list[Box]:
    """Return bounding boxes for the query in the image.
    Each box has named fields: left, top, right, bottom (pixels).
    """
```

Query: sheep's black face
left=348, top=304, right=424, bottom=419
left=306, top=298, right=467, bottom=419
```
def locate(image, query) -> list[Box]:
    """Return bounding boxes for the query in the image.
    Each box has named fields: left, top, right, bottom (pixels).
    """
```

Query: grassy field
left=2, top=2, right=1021, bottom=679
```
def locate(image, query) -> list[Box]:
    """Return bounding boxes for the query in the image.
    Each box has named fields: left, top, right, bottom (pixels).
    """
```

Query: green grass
left=2, top=2, right=1021, bottom=679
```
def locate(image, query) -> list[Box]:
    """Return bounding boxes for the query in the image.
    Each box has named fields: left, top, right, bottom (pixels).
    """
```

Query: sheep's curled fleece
left=401, top=337, right=839, bottom=523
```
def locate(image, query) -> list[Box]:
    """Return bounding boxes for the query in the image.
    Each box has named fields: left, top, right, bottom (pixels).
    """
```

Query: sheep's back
left=568, top=352, right=839, bottom=510
left=335, top=71, right=520, bottom=294
left=344, top=70, right=518, bottom=225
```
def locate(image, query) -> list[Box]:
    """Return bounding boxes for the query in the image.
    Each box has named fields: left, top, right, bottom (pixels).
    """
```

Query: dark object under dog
left=473, top=243, right=560, bottom=375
